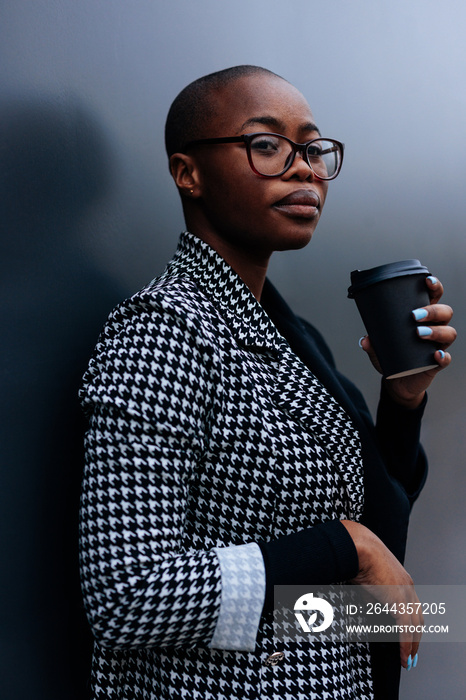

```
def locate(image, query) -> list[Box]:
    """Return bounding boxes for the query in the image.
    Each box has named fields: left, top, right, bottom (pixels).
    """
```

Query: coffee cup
left=348, top=260, right=439, bottom=379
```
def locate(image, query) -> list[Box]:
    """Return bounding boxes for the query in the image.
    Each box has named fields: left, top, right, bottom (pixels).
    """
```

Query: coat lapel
left=162, top=232, right=283, bottom=353
left=260, top=278, right=367, bottom=434
left=260, top=279, right=365, bottom=521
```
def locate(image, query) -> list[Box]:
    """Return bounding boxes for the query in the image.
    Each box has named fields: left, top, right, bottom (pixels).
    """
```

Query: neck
left=187, top=226, right=270, bottom=301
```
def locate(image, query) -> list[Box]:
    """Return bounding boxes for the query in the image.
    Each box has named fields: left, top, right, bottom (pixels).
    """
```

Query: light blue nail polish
left=438, top=350, right=445, bottom=360
left=412, top=308, right=428, bottom=321
left=418, top=326, right=433, bottom=337
left=427, top=276, right=438, bottom=285
left=407, top=654, right=412, bottom=671
left=413, top=653, right=418, bottom=668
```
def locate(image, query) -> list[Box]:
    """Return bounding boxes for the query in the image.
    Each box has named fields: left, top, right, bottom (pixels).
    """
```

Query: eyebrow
left=239, top=116, right=321, bottom=136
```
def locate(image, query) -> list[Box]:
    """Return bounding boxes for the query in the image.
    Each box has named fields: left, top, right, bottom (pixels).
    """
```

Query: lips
left=273, top=189, right=321, bottom=218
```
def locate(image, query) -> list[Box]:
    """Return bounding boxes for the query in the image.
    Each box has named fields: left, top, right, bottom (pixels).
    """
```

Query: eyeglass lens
left=249, top=135, right=340, bottom=178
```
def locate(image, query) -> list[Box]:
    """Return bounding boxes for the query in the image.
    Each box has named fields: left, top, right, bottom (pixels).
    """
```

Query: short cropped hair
left=164, top=65, right=284, bottom=158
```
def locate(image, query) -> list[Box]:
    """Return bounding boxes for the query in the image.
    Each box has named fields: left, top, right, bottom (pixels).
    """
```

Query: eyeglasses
left=183, top=132, right=344, bottom=180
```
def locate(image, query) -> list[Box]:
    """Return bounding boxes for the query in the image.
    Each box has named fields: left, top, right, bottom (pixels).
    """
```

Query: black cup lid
left=347, top=259, right=430, bottom=298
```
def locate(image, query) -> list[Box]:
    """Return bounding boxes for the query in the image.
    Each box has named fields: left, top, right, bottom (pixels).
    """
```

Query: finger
left=411, top=637, right=421, bottom=659
left=403, top=649, right=420, bottom=672
left=412, top=303, right=453, bottom=325
left=400, top=624, right=422, bottom=669
left=425, top=275, right=443, bottom=304
left=406, top=635, right=422, bottom=670
left=410, top=613, right=423, bottom=658
left=416, top=325, right=457, bottom=348
left=359, top=334, right=370, bottom=351
left=399, top=632, right=415, bottom=669
left=433, top=349, right=452, bottom=368
left=407, top=598, right=423, bottom=666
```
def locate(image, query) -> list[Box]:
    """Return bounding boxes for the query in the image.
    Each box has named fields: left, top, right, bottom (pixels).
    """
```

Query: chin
left=275, top=229, right=315, bottom=252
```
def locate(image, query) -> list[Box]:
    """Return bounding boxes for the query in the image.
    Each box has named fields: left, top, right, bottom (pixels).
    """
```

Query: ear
left=169, top=153, right=201, bottom=199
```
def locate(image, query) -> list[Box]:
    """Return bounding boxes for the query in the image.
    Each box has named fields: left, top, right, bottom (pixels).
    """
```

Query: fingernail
left=417, top=326, right=433, bottom=337
left=412, top=653, right=418, bottom=668
left=427, top=276, right=438, bottom=285
left=407, top=654, right=412, bottom=671
left=358, top=336, right=365, bottom=348
left=412, top=308, right=428, bottom=321
left=438, top=350, right=445, bottom=360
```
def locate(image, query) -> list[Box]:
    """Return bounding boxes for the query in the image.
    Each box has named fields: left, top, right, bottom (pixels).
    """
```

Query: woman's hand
left=360, top=276, right=457, bottom=409
left=341, top=520, right=423, bottom=669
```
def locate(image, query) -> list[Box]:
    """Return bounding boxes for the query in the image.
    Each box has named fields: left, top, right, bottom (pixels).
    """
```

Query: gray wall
left=2, top=1, right=465, bottom=697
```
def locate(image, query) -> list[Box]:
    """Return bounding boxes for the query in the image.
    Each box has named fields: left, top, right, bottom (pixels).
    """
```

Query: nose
left=285, top=148, right=315, bottom=181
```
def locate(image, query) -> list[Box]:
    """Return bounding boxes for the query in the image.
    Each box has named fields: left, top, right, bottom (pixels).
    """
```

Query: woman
left=79, top=65, right=456, bottom=699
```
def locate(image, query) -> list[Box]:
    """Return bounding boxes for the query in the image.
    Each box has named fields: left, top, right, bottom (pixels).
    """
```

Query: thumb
left=359, top=335, right=383, bottom=374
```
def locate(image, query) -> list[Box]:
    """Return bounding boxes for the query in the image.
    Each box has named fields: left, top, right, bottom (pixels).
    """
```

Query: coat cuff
left=209, top=543, right=265, bottom=651
left=258, top=520, right=359, bottom=612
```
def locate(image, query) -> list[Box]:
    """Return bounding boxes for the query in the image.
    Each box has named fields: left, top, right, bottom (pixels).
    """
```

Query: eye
left=250, top=134, right=282, bottom=156
left=307, top=143, right=324, bottom=157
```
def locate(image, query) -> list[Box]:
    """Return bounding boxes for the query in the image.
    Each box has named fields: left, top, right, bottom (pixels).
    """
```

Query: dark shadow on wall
left=0, top=97, right=129, bottom=699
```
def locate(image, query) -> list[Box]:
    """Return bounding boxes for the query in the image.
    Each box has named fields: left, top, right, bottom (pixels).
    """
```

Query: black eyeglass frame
left=182, top=132, right=345, bottom=180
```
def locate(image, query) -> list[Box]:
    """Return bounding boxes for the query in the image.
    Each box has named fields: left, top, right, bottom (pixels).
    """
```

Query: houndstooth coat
left=79, top=231, right=427, bottom=699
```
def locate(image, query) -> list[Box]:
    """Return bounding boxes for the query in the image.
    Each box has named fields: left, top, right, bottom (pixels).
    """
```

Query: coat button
left=264, top=651, right=285, bottom=667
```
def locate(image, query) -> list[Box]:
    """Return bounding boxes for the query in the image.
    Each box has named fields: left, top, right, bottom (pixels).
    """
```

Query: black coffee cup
left=348, top=260, right=439, bottom=379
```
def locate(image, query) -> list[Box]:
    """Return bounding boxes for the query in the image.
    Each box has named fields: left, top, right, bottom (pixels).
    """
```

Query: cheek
left=320, top=182, right=329, bottom=208
left=200, top=165, right=266, bottom=215
left=197, top=150, right=249, bottom=188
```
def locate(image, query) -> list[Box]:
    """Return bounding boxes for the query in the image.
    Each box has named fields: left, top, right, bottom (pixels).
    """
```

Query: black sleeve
left=258, top=520, right=359, bottom=611
left=375, top=382, right=428, bottom=500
